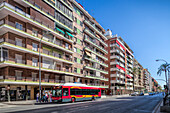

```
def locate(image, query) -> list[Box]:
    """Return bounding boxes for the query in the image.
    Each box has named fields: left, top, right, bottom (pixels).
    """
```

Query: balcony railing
left=24, top=0, right=73, bottom=30
left=0, top=2, right=73, bottom=42
left=0, top=37, right=73, bottom=63
left=85, top=37, right=108, bottom=54
left=0, top=76, right=66, bottom=83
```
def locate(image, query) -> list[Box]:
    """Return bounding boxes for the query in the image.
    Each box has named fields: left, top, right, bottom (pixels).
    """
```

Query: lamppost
left=39, top=38, right=42, bottom=103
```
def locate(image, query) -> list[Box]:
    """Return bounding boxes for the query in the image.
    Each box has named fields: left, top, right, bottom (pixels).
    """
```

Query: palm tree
left=157, top=63, right=170, bottom=88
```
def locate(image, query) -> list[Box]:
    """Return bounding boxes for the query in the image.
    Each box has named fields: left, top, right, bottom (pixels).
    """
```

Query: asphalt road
left=3, top=94, right=163, bottom=113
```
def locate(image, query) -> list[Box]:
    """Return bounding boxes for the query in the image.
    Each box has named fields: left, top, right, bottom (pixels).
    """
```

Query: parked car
left=149, top=92, right=153, bottom=95
left=131, top=92, right=139, bottom=96
left=139, top=92, right=144, bottom=96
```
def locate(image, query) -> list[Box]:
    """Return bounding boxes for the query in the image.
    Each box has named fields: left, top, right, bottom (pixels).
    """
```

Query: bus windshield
left=52, top=89, right=62, bottom=97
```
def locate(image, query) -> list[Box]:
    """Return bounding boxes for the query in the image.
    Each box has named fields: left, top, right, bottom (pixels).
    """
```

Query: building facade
left=133, top=58, right=145, bottom=92
left=0, top=0, right=108, bottom=101
left=105, top=30, right=134, bottom=95
left=143, top=69, right=151, bottom=92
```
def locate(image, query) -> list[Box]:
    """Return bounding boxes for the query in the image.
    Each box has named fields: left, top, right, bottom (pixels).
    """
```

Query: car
left=139, top=92, right=144, bottom=96
left=131, top=92, right=139, bottom=96
left=149, top=92, right=153, bottom=95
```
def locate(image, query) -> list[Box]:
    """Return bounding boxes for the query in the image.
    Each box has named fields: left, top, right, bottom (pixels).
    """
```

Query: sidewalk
left=1, top=100, right=35, bottom=106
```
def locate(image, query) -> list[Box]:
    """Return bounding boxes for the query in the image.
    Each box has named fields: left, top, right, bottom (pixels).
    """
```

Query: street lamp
left=39, top=37, right=42, bottom=103
left=156, top=59, right=168, bottom=64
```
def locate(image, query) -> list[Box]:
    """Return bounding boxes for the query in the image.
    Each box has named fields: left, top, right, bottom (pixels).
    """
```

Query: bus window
left=63, top=88, right=69, bottom=96
left=70, top=89, right=75, bottom=95
left=52, top=89, right=62, bottom=97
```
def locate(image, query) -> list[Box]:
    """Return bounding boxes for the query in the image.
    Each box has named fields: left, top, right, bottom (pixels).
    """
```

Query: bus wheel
left=92, top=96, right=95, bottom=101
left=71, top=98, right=75, bottom=103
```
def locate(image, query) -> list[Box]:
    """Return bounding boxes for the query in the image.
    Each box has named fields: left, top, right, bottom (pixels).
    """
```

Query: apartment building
left=152, top=77, right=158, bottom=92
left=105, top=30, right=134, bottom=95
left=143, top=68, right=151, bottom=92
left=133, top=58, right=144, bottom=92
left=70, top=0, right=108, bottom=90
left=0, top=0, right=108, bottom=101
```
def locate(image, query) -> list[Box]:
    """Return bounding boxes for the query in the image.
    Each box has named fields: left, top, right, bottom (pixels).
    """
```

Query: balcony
left=84, top=66, right=108, bottom=74
left=0, top=57, right=74, bottom=76
left=84, top=20, right=107, bottom=41
left=84, top=47, right=108, bottom=60
left=0, top=76, right=65, bottom=84
left=0, top=2, right=73, bottom=44
left=110, top=68, right=118, bottom=71
left=21, top=0, right=73, bottom=32
left=84, top=29, right=107, bottom=47
left=84, top=57, right=108, bottom=67
left=43, top=0, right=73, bottom=21
left=0, top=39, right=73, bottom=64
left=0, top=20, right=73, bottom=54
left=84, top=37, right=108, bottom=54
left=110, top=55, right=120, bottom=59
left=110, top=74, right=119, bottom=77
left=110, top=61, right=119, bottom=65
left=111, top=80, right=120, bottom=83
left=85, top=75, right=108, bottom=81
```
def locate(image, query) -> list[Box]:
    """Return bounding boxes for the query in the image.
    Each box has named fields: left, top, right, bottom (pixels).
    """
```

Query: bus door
left=62, top=88, right=70, bottom=102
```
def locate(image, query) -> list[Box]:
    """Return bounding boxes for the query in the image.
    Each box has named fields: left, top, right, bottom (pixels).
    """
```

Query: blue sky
left=77, top=0, right=170, bottom=88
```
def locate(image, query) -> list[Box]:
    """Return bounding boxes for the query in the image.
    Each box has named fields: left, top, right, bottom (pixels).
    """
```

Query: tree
left=157, top=63, right=170, bottom=88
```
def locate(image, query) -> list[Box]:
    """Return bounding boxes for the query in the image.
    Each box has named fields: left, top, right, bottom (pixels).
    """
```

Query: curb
left=152, top=99, right=163, bottom=113
left=3, top=102, right=34, bottom=105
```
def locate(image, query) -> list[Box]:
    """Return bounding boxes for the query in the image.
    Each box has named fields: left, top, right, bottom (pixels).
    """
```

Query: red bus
left=51, top=83, right=102, bottom=102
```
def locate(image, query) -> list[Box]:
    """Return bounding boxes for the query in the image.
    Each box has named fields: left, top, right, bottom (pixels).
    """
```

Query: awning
left=85, top=51, right=91, bottom=57
left=66, top=32, right=74, bottom=37
left=56, top=28, right=65, bottom=34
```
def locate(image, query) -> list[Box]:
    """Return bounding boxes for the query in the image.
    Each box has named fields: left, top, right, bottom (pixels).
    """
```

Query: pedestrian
left=36, top=92, right=39, bottom=102
left=49, top=91, right=52, bottom=102
left=43, top=94, right=46, bottom=102
left=45, top=92, right=48, bottom=102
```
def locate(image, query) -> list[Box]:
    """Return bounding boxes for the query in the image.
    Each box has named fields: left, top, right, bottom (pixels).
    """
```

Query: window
left=32, top=43, right=38, bottom=51
left=63, top=88, right=69, bottom=96
left=15, top=70, right=22, bottom=77
left=15, top=38, right=22, bottom=47
left=15, top=70, right=22, bottom=80
left=74, top=57, right=77, bottom=62
left=32, top=57, right=38, bottom=67
left=15, top=22, right=23, bottom=30
left=65, top=43, right=69, bottom=49
left=74, top=47, right=77, bottom=52
left=32, top=28, right=38, bottom=37
left=32, top=73, right=37, bottom=81
left=15, top=54, right=22, bottom=64
left=74, top=68, right=77, bottom=73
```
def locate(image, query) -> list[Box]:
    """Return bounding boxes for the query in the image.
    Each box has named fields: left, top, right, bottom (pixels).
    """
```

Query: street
left=0, top=94, right=163, bottom=113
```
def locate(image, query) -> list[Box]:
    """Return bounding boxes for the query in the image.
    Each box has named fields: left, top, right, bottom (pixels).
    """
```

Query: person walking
left=36, top=92, right=39, bottom=102
left=45, top=92, right=48, bottom=102
left=49, top=91, right=52, bottom=102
